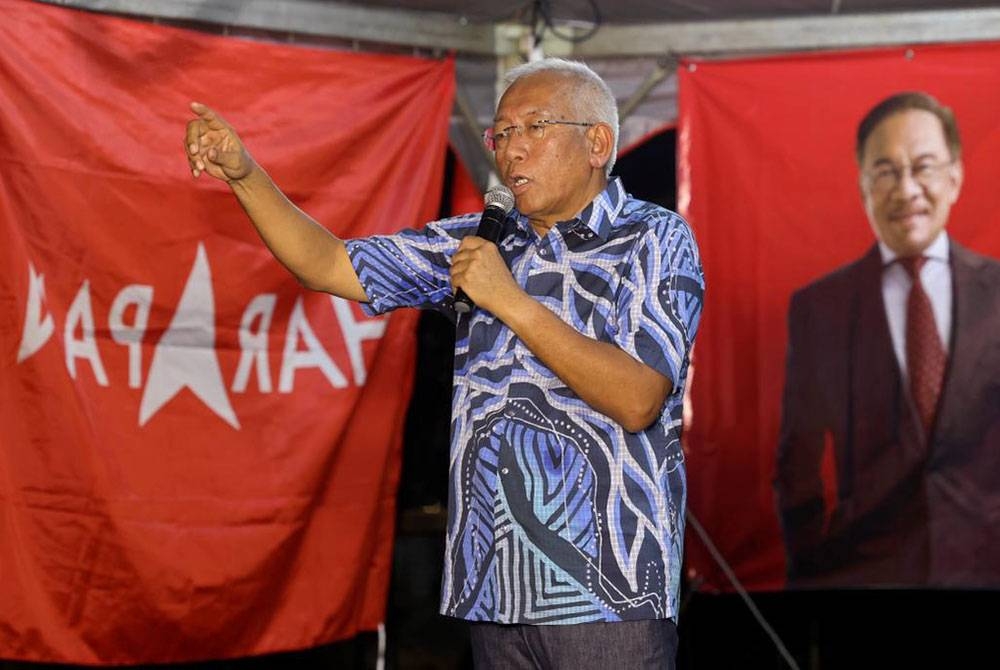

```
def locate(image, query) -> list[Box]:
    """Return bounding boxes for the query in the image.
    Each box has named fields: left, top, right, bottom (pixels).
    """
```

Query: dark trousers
left=468, top=619, right=678, bottom=670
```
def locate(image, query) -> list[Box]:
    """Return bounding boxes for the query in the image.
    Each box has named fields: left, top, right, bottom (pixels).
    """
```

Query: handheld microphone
left=453, top=185, right=515, bottom=315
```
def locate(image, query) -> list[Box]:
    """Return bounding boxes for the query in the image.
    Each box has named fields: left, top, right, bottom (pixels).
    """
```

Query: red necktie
left=900, top=255, right=947, bottom=436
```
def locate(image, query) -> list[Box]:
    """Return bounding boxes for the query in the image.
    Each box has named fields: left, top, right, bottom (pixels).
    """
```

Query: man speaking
left=186, top=58, right=703, bottom=668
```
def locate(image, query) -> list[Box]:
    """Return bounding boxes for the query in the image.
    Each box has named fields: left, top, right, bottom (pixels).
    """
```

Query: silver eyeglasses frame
left=483, top=119, right=595, bottom=151
left=863, top=160, right=955, bottom=194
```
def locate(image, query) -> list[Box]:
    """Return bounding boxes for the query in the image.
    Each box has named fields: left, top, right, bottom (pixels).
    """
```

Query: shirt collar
left=878, top=230, right=950, bottom=266
left=574, top=177, right=626, bottom=240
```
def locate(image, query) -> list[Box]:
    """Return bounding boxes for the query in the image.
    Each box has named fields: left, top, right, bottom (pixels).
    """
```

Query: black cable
left=685, top=508, right=802, bottom=670
left=535, top=0, right=602, bottom=44
left=530, top=0, right=545, bottom=50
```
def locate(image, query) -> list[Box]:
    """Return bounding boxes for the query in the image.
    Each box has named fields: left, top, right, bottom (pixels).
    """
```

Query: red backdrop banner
left=679, top=42, right=1000, bottom=591
left=0, top=0, right=454, bottom=663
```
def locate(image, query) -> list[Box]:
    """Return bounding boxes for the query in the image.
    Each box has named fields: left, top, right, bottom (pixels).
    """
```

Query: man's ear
left=948, top=159, right=964, bottom=204
left=588, top=123, right=615, bottom=171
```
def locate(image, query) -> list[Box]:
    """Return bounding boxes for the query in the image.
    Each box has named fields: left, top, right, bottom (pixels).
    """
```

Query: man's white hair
left=501, top=58, right=619, bottom=177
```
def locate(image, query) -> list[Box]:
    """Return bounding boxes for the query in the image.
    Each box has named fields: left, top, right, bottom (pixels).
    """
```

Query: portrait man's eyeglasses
left=864, top=160, right=955, bottom=194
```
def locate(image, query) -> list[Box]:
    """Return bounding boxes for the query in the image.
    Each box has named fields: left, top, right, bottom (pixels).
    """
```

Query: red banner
left=679, top=43, right=1000, bottom=591
left=0, top=0, right=454, bottom=663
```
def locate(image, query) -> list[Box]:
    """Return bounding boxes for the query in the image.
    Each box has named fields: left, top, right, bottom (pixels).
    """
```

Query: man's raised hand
left=185, top=102, right=254, bottom=182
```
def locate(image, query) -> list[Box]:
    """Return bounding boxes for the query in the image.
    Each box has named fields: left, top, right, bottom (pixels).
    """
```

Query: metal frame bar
left=38, top=2, right=1000, bottom=59
left=38, top=0, right=501, bottom=55
left=554, top=8, right=1000, bottom=58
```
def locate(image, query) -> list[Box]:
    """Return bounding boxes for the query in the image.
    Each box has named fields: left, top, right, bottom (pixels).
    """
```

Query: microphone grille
left=484, top=185, right=515, bottom=213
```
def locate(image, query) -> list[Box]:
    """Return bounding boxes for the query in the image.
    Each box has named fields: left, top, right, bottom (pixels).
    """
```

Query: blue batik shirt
left=346, top=178, right=704, bottom=625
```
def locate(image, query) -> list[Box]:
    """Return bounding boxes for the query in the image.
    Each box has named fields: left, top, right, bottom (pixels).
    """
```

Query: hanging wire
left=686, top=509, right=802, bottom=670
left=535, top=0, right=603, bottom=44
left=530, top=0, right=546, bottom=51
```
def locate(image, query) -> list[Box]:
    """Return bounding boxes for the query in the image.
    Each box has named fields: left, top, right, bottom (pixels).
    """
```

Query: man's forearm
left=500, top=294, right=672, bottom=433
left=229, top=165, right=367, bottom=301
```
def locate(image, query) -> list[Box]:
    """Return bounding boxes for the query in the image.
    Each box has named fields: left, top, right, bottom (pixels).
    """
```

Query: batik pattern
left=347, top=178, right=703, bottom=624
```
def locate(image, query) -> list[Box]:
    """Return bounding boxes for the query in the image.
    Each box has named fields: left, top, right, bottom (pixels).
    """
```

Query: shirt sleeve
left=614, top=210, right=704, bottom=388
left=345, top=214, right=480, bottom=316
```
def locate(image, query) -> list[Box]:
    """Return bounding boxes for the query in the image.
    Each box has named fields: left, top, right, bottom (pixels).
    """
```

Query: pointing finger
left=190, top=101, right=229, bottom=130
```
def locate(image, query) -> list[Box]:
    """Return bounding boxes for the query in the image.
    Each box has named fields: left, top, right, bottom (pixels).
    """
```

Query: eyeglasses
left=483, top=119, right=595, bottom=151
left=864, top=160, right=954, bottom=194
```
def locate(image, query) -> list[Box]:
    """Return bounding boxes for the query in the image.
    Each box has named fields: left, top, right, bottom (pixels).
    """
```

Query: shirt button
left=501, top=467, right=510, bottom=475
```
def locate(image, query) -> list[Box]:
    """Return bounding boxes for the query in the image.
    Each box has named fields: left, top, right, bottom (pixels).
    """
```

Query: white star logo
left=139, top=243, right=239, bottom=429
left=17, top=261, right=55, bottom=363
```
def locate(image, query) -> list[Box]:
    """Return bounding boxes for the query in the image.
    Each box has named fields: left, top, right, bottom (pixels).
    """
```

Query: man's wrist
left=228, top=160, right=263, bottom=191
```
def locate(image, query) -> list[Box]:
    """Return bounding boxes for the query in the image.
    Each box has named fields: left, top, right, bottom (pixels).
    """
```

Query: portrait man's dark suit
left=776, top=241, right=1000, bottom=586
left=774, top=91, right=1000, bottom=588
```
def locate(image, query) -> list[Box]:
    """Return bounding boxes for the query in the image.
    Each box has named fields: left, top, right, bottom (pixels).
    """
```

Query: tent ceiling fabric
left=329, top=0, right=997, bottom=24
left=39, top=0, right=1000, bottom=189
